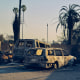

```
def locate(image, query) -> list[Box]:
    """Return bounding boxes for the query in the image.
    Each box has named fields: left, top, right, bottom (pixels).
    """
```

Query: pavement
left=0, top=63, right=80, bottom=80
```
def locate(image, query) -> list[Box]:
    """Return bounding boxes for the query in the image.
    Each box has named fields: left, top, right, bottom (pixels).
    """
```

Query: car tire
left=72, top=59, right=76, bottom=66
left=4, top=59, right=8, bottom=63
left=54, top=63, right=58, bottom=69
left=9, top=59, right=13, bottom=63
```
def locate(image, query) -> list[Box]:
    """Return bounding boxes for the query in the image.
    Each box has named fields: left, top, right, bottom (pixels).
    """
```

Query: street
left=0, top=63, right=80, bottom=80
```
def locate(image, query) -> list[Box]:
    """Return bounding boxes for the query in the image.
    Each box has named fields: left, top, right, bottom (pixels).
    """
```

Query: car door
left=55, top=49, right=64, bottom=67
left=46, top=49, right=55, bottom=63
left=63, top=50, right=69, bottom=65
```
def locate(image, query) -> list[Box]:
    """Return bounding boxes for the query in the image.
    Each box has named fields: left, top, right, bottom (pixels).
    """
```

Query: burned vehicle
left=0, top=51, right=12, bottom=64
left=24, top=48, right=76, bottom=69
left=13, top=39, right=50, bottom=62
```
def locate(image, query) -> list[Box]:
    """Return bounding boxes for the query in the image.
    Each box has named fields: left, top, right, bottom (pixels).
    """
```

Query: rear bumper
left=24, top=62, right=47, bottom=68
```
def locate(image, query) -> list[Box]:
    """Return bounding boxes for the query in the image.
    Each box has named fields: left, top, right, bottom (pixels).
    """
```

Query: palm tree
left=21, top=5, right=27, bottom=22
left=13, top=8, right=19, bottom=16
left=13, top=8, right=19, bottom=43
left=21, top=5, right=27, bottom=39
left=57, top=4, right=80, bottom=44
left=12, top=0, right=22, bottom=43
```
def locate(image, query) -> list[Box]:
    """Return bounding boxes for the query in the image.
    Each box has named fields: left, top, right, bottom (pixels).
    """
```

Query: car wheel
left=54, top=63, right=58, bottom=69
left=9, top=59, right=13, bottom=63
left=72, top=59, right=76, bottom=66
left=4, top=59, right=8, bottom=63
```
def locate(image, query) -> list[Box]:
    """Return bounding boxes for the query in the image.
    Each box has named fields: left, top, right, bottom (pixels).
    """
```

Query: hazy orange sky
left=0, top=0, right=80, bottom=43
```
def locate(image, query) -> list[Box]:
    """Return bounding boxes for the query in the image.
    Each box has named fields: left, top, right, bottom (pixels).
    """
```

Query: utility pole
left=19, top=0, right=22, bottom=39
left=47, top=24, right=48, bottom=43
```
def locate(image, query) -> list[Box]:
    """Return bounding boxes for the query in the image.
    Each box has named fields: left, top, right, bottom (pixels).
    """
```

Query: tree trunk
left=13, top=14, right=19, bottom=43
left=68, top=28, right=73, bottom=45
left=67, top=16, right=73, bottom=45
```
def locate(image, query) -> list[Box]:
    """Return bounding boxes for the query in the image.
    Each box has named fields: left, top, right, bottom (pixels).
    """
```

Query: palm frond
left=21, top=5, right=27, bottom=12
left=56, top=23, right=60, bottom=32
left=63, top=28, right=65, bottom=36
left=62, top=6, right=68, bottom=10
left=75, top=9, right=80, bottom=12
left=74, top=18, right=80, bottom=22
left=71, top=4, right=80, bottom=9
left=13, top=8, right=19, bottom=14
left=59, top=12, right=65, bottom=16
left=60, top=8, right=68, bottom=13
left=69, top=4, right=71, bottom=10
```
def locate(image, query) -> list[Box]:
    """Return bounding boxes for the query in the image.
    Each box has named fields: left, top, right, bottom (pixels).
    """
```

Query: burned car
left=13, top=39, right=50, bottom=62
left=0, top=51, right=8, bottom=63
left=24, top=48, right=76, bottom=69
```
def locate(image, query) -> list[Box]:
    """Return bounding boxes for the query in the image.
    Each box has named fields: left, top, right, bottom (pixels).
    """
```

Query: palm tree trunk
left=13, top=14, right=19, bottom=43
left=68, top=16, right=73, bottom=45
left=68, top=28, right=73, bottom=45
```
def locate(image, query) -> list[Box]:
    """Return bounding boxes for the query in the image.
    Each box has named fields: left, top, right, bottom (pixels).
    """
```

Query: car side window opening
left=55, top=50, right=62, bottom=56
left=40, top=43, right=45, bottom=48
left=63, top=50, right=69, bottom=56
left=26, top=41, right=33, bottom=47
left=17, top=41, right=25, bottom=47
left=48, top=50, right=54, bottom=55
left=26, top=49, right=36, bottom=55
left=26, top=49, right=43, bottom=56
left=36, top=42, right=39, bottom=47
